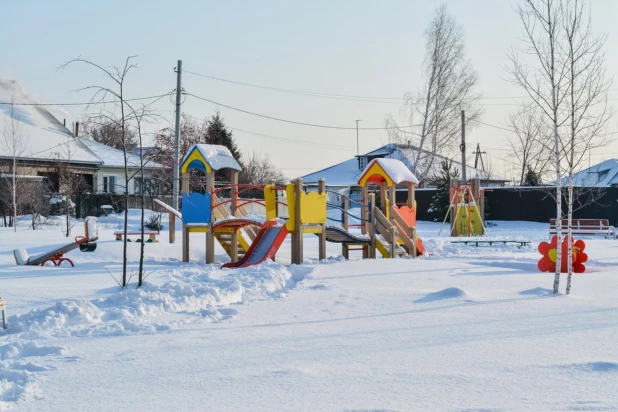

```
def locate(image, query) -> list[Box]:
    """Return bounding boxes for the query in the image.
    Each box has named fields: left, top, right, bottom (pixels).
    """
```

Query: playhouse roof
left=357, top=158, right=419, bottom=187
left=180, top=144, right=242, bottom=173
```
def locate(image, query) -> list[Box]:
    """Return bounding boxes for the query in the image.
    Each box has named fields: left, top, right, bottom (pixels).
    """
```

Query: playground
left=0, top=146, right=617, bottom=411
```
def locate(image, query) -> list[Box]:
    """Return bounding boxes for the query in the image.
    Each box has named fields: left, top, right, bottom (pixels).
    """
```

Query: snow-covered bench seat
left=114, top=230, right=158, bottom=242
left=549, top=219, right=616, bottom=239
left=0, top=300, right=6, bottom=329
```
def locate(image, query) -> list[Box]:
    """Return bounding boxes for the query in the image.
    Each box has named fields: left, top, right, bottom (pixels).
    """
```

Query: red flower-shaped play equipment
left=538, top=235, right=588, bottom=273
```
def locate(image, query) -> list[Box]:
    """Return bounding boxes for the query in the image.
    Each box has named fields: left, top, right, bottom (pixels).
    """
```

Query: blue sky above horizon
left=2, top=0, right=618, bottom=180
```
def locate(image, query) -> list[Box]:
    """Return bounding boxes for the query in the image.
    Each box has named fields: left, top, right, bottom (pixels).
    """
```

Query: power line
left=186, top=92, right=421, bottom=131
left=0, top=92, right=175, bottom=107
left=232, top=127, right=351, bottom=151
left=184, top=69, right=404, bottom=103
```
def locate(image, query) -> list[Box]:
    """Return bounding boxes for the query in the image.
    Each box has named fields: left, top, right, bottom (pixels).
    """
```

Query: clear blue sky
left=2, top=0, right=618, bottom=179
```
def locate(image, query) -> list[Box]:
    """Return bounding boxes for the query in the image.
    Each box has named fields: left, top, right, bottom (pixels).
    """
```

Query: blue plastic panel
left=181, top=192, right=212, bottom=224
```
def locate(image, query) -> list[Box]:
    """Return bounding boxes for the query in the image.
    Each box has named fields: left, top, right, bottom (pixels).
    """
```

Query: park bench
left=1, top=300, right=6, bottom=329
left=451, top=240, right=530, bottom=247
left=114, top=230, right=158, bottom=242
left=549, top=219, right=616, bottom=239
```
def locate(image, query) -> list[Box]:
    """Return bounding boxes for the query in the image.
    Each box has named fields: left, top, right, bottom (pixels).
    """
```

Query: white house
left=0, top=79, right=165, bottom=195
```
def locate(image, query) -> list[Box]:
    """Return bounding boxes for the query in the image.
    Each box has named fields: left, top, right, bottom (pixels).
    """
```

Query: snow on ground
left=0, top=215, right=617, bottom=411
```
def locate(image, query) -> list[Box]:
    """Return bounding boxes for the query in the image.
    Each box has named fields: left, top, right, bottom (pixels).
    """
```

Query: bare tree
left=508, top=105, right=553, bottom=184
left=239, top=152, right=288, bottom=186
left=81, top=118, right=137, bottom=150
left=509, top=0, right=569, bottom=294
left=60, top=56, right=140, bottom=288
left=561, top=0, right=613, bottom=294
left=0, top=101, right=29, bottom=232
left=388, top=4, right=481, bottom=184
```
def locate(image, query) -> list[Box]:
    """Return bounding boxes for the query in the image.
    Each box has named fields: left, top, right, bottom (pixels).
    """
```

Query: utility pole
left=472, top=143, right=486, bottom=172
left=172, top=60, right=182, bottom=211
left=355, top=120, right=361, bottom=155
left=461, top=110, right=466, bottom=183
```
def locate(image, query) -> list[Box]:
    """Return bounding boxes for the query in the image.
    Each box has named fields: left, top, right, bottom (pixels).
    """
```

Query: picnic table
left=114, top=230, right=158, bottom=242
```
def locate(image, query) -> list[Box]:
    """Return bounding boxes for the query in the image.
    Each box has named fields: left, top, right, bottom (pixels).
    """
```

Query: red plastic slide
left=222, top=220, right=289, bottom=268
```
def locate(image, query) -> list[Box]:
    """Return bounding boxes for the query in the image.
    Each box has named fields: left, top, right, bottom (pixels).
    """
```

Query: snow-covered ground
left=1, top=214, right=617, bottom=411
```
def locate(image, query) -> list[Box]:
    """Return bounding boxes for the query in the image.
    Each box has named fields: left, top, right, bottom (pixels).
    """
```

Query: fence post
left=318, top=179, right=326, bottom=260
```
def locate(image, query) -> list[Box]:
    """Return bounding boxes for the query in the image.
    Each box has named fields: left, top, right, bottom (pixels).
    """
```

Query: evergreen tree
left=523, top=167, right=541, bottom=186
left=428, top=160, right=459, bottom=221
left=206, top=111, right=242, bottom=181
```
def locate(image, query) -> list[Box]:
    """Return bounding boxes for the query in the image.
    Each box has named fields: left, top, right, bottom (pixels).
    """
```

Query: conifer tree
left=428, top=160, right=459, bottom=221
left=205, top=111, right=242, bottom=181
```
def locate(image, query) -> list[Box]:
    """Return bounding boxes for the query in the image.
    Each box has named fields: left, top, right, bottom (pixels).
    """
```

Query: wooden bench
left=114, top=231, right=158, bottom=242
left=549, top=219, right=616, bottom=239
left=0, top=300, right=6, bottom=329
left=451, top=240, right=531, bottom=247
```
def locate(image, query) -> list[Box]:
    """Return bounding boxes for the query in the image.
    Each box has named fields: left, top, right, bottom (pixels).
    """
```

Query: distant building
left=302, top=143, right=507, bottom=199
left=0, top=79, right=165, bottom=195
left=560, top=159, right=618, bottom=187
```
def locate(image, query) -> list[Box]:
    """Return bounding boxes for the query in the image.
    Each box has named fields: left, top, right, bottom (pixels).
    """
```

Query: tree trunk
left=12, top=158, right=17, bottom=233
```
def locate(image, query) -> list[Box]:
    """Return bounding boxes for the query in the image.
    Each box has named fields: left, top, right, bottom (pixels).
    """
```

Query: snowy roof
left=302, top=144, right=502, bottom=186
left=561, top=159, right=618, bottom=187
left=357, top=158, right=419, bottom=186
left=0, top=79, right=102, bottom=165
left=180, top=144, right=242, bottom=173
left=79, top=138, right=164, bottom=169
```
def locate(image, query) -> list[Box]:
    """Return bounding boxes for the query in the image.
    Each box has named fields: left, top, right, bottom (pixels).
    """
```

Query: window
left=103, top=175, right=117, bottom=193
left=359, top=156, right=368, bottom=170
left=134, top=177, right=153, bottom=195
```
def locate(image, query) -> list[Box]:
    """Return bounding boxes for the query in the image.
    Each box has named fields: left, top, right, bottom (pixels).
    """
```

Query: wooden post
left=368, top=193, right=376, bottom=259
left=450, top=178, right=459, bottom=236
left=230, top=171, right=239, bottom=262
left=205, top=172, right=215, bottom=264
left=379, top=182, right=387, bottom=213
left=361, top=186, right=368, bottom=235
left=390, top=225, right=397, bottom=259
left=407, top=183, right=415, bottom=208
left=318, top=179, right=326, bottom=261
left=181, top=171, right=189, bottom=262
left=169, top=213, right=175, bottom=243
left=182, top=223, right=189, bottom=262
left=473, top=175, right=485, bottom=235
left=291, top=178, right=304, bottom=264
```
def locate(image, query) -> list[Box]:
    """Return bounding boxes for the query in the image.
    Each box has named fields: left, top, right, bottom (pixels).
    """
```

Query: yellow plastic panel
left=264, top=184, right=277, bottom=221
left=454, top=205, right=484, bottom=236
left=180, top=148, right=212, bottom=174
left=302, top=226, right=323, bottom=234
left=300, top=192, right=327, bottom=224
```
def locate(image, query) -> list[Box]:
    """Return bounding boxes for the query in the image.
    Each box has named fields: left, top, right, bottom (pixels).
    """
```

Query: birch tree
left=0, top=101, right=29, bottom=232
left=388, top=3, right=480, bottom=184
left=561, top=0, right=613, bottom=294
left=509, top=0, right=569, bottom=294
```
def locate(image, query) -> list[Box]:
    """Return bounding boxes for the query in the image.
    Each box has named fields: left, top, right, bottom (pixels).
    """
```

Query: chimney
left=75, top=121, right=79, bottom=137
left=63, top=119, right=66, bottom=127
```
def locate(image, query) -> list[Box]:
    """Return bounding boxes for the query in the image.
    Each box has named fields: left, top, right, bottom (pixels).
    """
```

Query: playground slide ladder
left=211, top=193, right=256, bottom=257
left=214, top=232, right=247, bottom=260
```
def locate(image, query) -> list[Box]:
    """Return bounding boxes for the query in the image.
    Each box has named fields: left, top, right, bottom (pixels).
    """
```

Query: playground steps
left=214, top=232, right=247, bottom=260
left=376, top=236, right=407, bottom=258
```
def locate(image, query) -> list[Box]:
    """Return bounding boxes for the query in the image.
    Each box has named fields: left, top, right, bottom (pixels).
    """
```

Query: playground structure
left=172, top=144, right=328, bottom=266
left=153, top=145, right=426, bottom=267
left=442, top=177, right=486, bottom=237
left=13, top=217, right=99, bottom=267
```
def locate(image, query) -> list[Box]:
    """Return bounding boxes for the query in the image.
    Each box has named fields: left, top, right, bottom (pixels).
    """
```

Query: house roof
left=180, top=144, right=242, bottom=173
left=357, top=158, right=419, bottom=186
left=0, top=79, right=102, bottom=165
left=303, top=143, right=503, bottom=186
left=79, top=138, right=164, bottom=169
left=562, top=159, right=618, bottom=187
